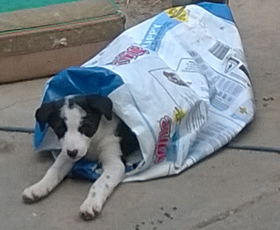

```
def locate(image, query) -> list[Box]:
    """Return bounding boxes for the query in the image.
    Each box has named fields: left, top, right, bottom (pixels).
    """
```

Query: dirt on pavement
left=115, top=0, right=172, bottom=28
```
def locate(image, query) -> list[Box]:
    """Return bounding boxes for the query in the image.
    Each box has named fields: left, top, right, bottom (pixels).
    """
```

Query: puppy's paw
left=79, top=198, right=103, bottom=220
left=22, top=184, right=49, bottom=203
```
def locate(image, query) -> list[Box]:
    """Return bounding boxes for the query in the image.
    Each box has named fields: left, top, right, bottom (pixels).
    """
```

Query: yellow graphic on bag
left=174, top=107, right=187, bottom=123
left=165, top=6, right=188, bottom=22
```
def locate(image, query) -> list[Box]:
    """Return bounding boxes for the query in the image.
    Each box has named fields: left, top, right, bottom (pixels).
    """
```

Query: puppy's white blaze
left=60, top=103, right=90, bottom=159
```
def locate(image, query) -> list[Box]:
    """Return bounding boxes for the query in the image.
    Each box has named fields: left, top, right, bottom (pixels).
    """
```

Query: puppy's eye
left=78, top=124, right=96, bottom=138
left=52, top=122, right=67, bottom=139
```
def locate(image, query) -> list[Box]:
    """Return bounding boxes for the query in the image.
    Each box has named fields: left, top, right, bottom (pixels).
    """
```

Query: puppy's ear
left=86, top=95, right=113, bottom=120
left=35, top=102, right=55, bottom=131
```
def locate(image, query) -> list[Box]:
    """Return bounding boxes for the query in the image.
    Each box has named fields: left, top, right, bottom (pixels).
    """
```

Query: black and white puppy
left=22, top=94, right=139, bottom=220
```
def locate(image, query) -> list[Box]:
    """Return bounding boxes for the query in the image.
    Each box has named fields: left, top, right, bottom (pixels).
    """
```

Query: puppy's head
left=36, top=94, right=112, bottom=161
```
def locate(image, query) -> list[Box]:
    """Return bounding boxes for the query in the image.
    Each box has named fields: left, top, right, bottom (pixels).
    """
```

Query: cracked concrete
left=1, top=0, right=280, bottom=229
left=189, top=187, right=280, bottom=230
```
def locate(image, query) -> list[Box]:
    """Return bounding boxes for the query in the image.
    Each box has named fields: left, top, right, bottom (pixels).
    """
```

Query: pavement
left=1, top=0, right=280, bottom=229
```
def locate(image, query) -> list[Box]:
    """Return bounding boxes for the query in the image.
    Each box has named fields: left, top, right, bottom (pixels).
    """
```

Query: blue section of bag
left=34, top=66, right=124, bottom=149
left=141, top=12, right=181, bottom=52
left=197, top=2, right=234, bottom=22
left=68, top=158, right=141, bottom=181
left=68, top=159, right=101, bottom=181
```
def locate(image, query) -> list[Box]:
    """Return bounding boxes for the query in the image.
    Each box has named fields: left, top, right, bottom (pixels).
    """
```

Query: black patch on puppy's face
left=48, top=114, right=67, bottom=139
left=36, top=99, right=67, bottom=139
left=73, top=94, right=113, bottom=121
left=78, top=110, right=102, bottom=138
left=73, top=94, right=113, bottom=138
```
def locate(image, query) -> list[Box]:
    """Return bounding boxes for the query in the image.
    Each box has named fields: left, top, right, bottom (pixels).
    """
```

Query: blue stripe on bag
left=141, top=12, right=181, bottom=52
left=197, top=2, right=234, bottom=22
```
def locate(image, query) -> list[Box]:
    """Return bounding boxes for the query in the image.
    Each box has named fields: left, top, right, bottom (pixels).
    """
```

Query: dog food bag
left=34, top=2, right=255, bottom=182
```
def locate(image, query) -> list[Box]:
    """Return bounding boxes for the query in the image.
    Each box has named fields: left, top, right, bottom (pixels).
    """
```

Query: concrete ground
left=1, top=0, right=280, bottom=229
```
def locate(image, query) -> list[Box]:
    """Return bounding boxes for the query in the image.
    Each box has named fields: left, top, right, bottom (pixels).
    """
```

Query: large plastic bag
left=34, top=2, right=255, bottom=182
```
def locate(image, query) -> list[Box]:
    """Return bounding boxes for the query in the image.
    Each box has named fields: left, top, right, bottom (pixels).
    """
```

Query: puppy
left=22, top=94, right=139, bottom=220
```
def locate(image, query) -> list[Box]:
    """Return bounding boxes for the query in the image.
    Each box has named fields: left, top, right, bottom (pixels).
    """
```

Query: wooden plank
left=0, top=0, right=125, bottom=83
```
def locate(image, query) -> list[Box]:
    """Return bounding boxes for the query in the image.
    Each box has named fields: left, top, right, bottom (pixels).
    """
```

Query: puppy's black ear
left=86, top=95, right=113, bottom=120
left=35, top=102, right=55, bottom=131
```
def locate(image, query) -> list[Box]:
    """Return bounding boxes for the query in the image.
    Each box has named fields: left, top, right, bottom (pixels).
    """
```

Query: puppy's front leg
left=80, top=152, right=125, bottom=220
left=22, top=152, right=74, bottom=203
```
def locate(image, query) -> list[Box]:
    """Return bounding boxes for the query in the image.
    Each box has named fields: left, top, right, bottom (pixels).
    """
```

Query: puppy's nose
left=67, top=149, right=78, bottom=158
